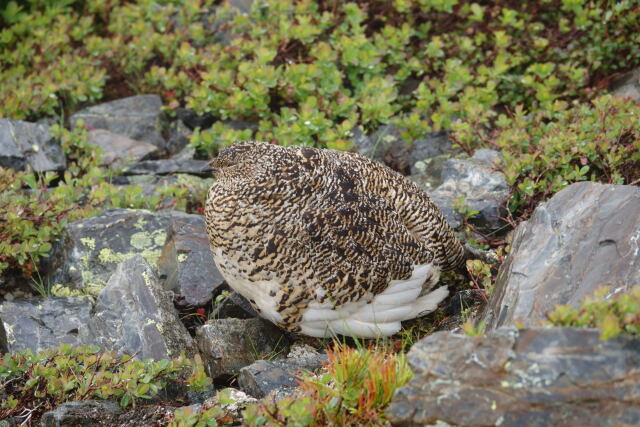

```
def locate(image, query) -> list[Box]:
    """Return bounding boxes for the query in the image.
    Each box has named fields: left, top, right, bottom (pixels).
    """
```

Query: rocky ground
left=1, top=68, right=640, bottom=425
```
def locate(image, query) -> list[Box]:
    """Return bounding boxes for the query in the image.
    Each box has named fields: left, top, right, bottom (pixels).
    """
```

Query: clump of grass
left=0, top=344, right=212, bottom=425
left=243, top=343, right=413, bottom=426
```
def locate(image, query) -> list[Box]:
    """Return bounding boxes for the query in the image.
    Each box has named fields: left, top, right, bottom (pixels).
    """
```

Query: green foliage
left=464, top=94, right=640, bottom=218
left=546, top=286, right=640, bottom=341
left=169, top=388, right=238, bottom=426
left=461, top=320, right=486, bottom=337
left=2, top=0, right=639, bottom=154
left=0, top=344, right=211, bottom=424
left=243, top=344, right=413, bottom=426
left=0, top=124, right=209, bottom=277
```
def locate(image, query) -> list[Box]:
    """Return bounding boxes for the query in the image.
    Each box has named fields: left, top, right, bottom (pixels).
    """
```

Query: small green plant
left=0, top=344, right=211, bottom=425
left=546, top=286, right=640, bottom=341
left=465, top=259, right=494, bottom=303
left=243, top=343, right=413, bottom=426
left=461, top=319, right=486, bottom=337
left=169, top=388, right=239, bottom=427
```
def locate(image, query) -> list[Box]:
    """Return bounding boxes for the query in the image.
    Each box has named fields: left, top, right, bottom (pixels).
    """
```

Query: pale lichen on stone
left=80, top=237, right=96, bottom=250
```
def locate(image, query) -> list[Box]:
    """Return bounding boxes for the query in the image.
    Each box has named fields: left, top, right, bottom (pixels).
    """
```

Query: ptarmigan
left=205, top=141, right=465, bottom=338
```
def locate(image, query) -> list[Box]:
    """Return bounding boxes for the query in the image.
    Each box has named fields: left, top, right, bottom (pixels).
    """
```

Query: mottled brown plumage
left=205, top=141, right=464, bottom=337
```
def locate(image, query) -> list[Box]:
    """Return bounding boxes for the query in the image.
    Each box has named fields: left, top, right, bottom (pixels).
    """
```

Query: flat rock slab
left=482, top=182, right=640, bottom=329
left=0, top=118, right=65, bottom=172
left=82, top=255, right=196, bottom=360
left=70, top=95, right=166, bottom=149
left=88, top=129, right=159, bottom=168
left=196, top=318, right=290, bottom=378
left=158, top=217, right=225, bottom=306
left=0, top=297, right=91, bottom=353
left=41, top=400, right=122, bottom=427
left=124, top=159, right=213, bottom=177
left=238, top=353, right=327, bottom=398
left=387, top=327, right=640, bottom=427
left=46, top=208, right=203, bottom=292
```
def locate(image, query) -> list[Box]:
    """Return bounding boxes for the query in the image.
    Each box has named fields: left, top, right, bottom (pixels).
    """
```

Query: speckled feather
left=204, top=142, right=464, bottom=337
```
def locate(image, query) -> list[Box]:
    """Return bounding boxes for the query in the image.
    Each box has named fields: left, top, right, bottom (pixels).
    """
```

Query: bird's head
left=209, top=141, right=273, bottom=178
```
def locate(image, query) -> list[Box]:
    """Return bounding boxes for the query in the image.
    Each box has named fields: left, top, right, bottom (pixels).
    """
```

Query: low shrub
left=243, top=343, right=412, bottom=426
left=456, top=94, right=640, bottom=220
left=0, top=123, right=210, bottom=278
left=0, top=344, right=212, bottom=424
left=546, top=286, right=640, bottom=341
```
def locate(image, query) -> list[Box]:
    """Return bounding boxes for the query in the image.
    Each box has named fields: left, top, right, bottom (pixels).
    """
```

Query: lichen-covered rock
left=202, top=388, right=258, bottom=420
left=81, top=255, right=196, bottom=360
left=387, top=327, right=640, bottom=427
left=45, top=208, right=202, bottom=292
left=40, top=400, right=122, bottom=427
left=158, top=216, right=225, bottom=306
left=87, top=129, right=159, bottom=168
left=196, top=318, right=290, bottom=378
left=0, top=297, right=91, bottom=353
left=0, top=118, right=65, bottom=172
left=430, top=149, right=509, bottom=232
left=123, top=158, right=213, bottom=177
left=481, top=182, right=640, bottom=330
left=238, top=353, right=327, bottom=398
left=70, top=95, right=166, bottom=149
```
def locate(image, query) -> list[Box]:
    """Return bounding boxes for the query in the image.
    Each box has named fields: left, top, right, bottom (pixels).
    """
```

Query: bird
left=204, top=141, right=465, bottom=338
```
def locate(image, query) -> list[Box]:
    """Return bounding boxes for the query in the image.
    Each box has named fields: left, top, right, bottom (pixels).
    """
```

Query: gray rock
left=45, top=208, right=202, bottom=292
left=409, top=154, right=450, bottom=192
left=196, top=318, right=290, bottom=378
left=0, top=297, right=91, bottom=353
left=409, top=131, right=452, bottom=169
left=87, top=129, right=159, bottom=168
left=481, top=182, right=640, bottom=330
left=82, top=255, right=196, bottom=360
left=355, top=125, right=452, bottom=176
left=70, top=95, right=166, bottom=149
left=221, top=119, right=258, bottom=132
left=0, top=314, right=6, bottom=353
left=205, top=0, right=255, bottom=45
left=166, top=119, right=192, bottom=155
left=187, top=387, right=216, bottom=405
left=171, top=145, right=197, bottom=161
left=0, top=119, right=65, bottom=172
left=350, top=126, right=378, bottom=160
left=209, top=289, right=258, bottom=319
left=610, top=67, right=640, bottom=102
left=124, top=158, right=213, bottom=177
left=371, top=124, right=411, bottom=173
left=202, top=388, right=257, bottom=420
left=238, top=354, right=327, bottom=398
left=430, top=149, right=509, bottom=232
left=387, top=327, right=640, bottom=426
left=157, top=216, right=225, bottom=306
left=40, top=400, right=122, bottom=427
left=176, top=108, right=216, bottom=130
